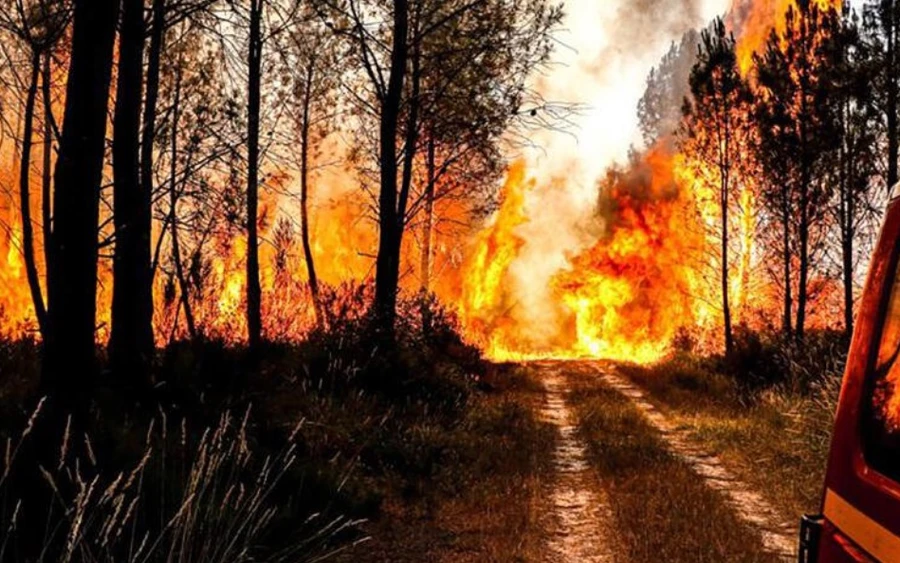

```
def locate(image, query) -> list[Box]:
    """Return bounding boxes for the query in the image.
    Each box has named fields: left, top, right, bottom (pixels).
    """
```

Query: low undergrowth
left=619, top=328, right=845, bottom=520
left=0, top=297, right=554, bottom=562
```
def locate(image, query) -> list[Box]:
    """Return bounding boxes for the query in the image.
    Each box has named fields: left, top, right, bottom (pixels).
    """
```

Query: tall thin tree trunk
left=141, top=0, right=165, bottom=211
left=796, top=183, right=809, bottom=342
left=299, top=63, right=322, bottom=328
left=781, top=185, right=793, bottom=336
left=111, top=0, right=154, bottom=388
left=396, top=24, right=421, bottom=242
left=888, top=1, right=899, bottom=188
left=719, top=98, right=733, bottom=354
left=795, top=11, right=811, bottom=343
left=420, top=134, right=436, bottom=292
left=839, top=100, right=854, bottom=337
left=42, top=0, right=119, bottom=406
left=246, top=0, right=263, bottom=352
left=419, top=134, right=436, bottom=336
left=842, top=190, right=854, bottom=336
left=41, top=52, right=53, bottom=282
left=169, top=67, right=196, bottom=339
left=373, top=0, right=409, bottom=339
left=19, top=51, right=47, bottom=338
left=721, top=169, right=733, bottom=353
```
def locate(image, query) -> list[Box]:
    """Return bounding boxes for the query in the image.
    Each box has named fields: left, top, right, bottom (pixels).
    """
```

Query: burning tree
left=0, top=0, right=68, bottom=341
left=681, top=17, right=754, bottom=353
left=752, top=0, right=842, bottom=340
left=326, top=0, right=563, bottom=340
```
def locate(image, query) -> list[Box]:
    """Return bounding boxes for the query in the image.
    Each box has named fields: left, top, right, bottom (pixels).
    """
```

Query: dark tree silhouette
left=372, top=0, right=410, bottom=340
left=246, top=0, right=264, bottom=353
left=111, top=0, right=155, bottom=390
left=753, top=3, right=841, bottom=342
left=42, top=0, right=119, bottom=406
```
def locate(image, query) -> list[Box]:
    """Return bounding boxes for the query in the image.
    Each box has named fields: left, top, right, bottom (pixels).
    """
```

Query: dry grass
left=566, top=373, right=778, bottom=563
left=0, top=405, right=359, bottom=563
left=332, top=365, right=557, bottom=563
left=619, top=352, right=841, bottom=520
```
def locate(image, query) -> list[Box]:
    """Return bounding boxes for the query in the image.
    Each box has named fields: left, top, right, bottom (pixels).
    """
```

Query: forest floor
left=0, top=342, right=831, bottom=562
left=338, top=360, right=830, bottom=562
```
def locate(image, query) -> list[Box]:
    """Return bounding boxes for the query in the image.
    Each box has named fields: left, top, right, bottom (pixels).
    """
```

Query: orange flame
left=730, top=0, right=842, bottom=74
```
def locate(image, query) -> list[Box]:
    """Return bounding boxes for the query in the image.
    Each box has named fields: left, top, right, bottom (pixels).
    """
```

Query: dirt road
left=342, top=360, right=800, bottom=562
left=532, top=360, right=796, bottom=563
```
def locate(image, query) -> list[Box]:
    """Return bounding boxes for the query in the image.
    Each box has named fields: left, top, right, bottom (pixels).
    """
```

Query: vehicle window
left=864, top=253, right=900, bottom=482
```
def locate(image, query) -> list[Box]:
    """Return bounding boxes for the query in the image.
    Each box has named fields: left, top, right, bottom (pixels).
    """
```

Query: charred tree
left=141, top=0, right=165, bottom=227
left=780, top=180, right=793, bottom=335
left=168, top=66, right=197, bottom=339
left=683, top=19, right=747, bottom=353
left=246, top=0, right=263, bottom=352
left=19, top=51, right=47, bottom=338
left=832, top=10, right=877, bottom=336
left=795, top=4, right=813, bottom=343
left=372, top=0, right=410, bottom=339
left=41, top=51, right=53, bottom=283
left=420, top=134, right=436, bottom=293
left=111, top=0, right=154, bottom=389
left=754, top=3, right=840, bottom=343
left=42, top=0, right=119, bottom=406
left=298, top=62, right=322, bottom=328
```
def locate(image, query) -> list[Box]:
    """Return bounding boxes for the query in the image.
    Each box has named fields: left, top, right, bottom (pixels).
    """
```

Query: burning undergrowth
left=455, top=144, right=712, bottom=363
left=551, top=145, right=708, bottom=362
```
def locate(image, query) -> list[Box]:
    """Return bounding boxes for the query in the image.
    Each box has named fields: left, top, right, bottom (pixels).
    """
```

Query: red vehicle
left=801, top=188, right=900, bottom=562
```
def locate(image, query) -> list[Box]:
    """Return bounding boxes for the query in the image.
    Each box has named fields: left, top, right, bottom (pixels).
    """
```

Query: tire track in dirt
left=536, top=364, right=617, bottom=563
left=593, top=362, right=797, bottom=560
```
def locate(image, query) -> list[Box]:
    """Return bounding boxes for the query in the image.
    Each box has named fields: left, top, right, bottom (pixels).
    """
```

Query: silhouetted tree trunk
left=19, top=51, right=47, bottom=338
left=720, top=160, right=733, bottom=353
left=419, top=134, right=436, bottom=335
left=780, top=183, right=793, bottom=336
left=246, top=0, right=263, bottom=352
left=169, top=66, right=197, bottom=339
left=886, top=0, right=899, bottom=188
left=373, top=0, right=409, bottom=339
left=41, top=52, right=53, bottom=283
left=42, top=0, right=119, bottom=406
left=796, top=106, right=811, bottom=342
left=839, top=153, right=855, bottom=335
left=111, top=0, right=154, bottom=389
left=141, top=0, right=165, bottom=218
left=683, top=20, right=742, bottom=353
left=298, top=62, right=322, bottom=328
left=420, top=134, right=436, bottom=292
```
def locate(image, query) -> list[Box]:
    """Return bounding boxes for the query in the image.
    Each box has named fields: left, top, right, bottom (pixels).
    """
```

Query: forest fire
left=730, top=0, right=842, bottom=73
left=0, top=0, right=860, bottom=365
left=550, top=147, right=711, bottom=363
left=5, top=1, right=900, bottom=561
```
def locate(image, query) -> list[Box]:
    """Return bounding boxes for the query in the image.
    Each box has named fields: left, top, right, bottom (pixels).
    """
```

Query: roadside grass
left=0, top=297, right=557, bottom=562
left=324, top=363, right=556, bottom=562
left=566, top=371, right=778, bottom=563
left=618, top=351, right=840, bottom=521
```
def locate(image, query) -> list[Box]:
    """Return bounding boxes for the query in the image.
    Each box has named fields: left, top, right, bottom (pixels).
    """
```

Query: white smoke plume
left=504, top=0, right=731, bottom=350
